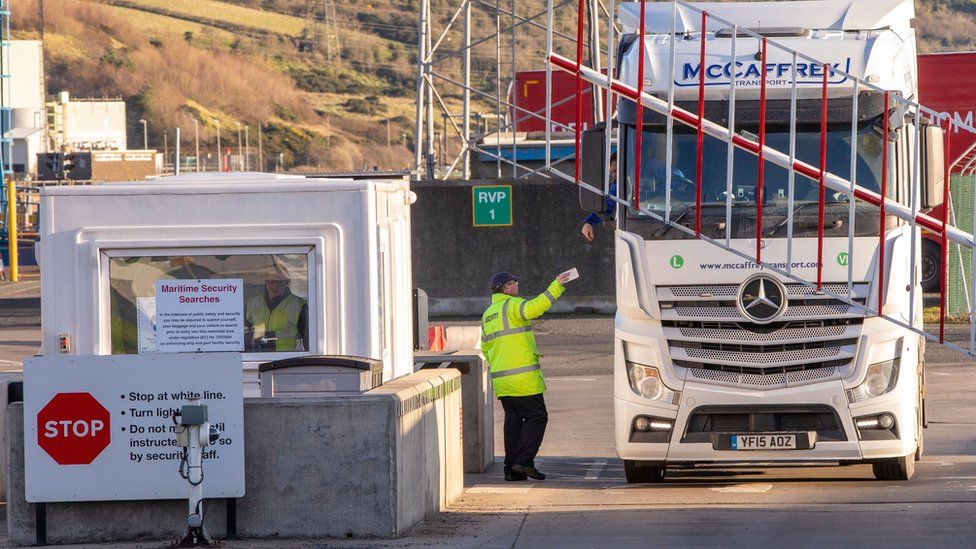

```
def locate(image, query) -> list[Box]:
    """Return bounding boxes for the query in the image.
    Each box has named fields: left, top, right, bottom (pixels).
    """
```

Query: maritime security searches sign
left=676, top=58, right=852, bottom=88
left=155, top=279, right=244, bottom=352
left=24, top=353, right=245, bottom=502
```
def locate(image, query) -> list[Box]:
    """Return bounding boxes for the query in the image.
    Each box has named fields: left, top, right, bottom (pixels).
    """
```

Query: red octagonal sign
left=37, top=392, right=111, bottom=465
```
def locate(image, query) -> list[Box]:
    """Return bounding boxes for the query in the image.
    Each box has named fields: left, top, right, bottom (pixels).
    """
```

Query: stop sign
left=37, top=392, right=112, bottom=465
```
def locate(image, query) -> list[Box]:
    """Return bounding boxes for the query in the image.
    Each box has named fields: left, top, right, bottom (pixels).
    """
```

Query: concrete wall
left=415, top=350, right=494, bottom=473
left=6, top=370, right=462, bottom=545
left=411, top=179, right=615, bottom=316
left=0, top=374, right=23, bottom=503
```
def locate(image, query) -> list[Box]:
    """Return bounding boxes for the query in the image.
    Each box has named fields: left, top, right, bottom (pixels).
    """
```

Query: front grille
left=659, top=284, right=866, bottom=390
left=682, top=405, right=847, bottom=442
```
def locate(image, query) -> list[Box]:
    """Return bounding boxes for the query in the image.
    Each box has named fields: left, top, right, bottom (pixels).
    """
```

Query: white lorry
left=35, top=173, right=417, bottom=395
left=579, top=0, right=944, bottom=481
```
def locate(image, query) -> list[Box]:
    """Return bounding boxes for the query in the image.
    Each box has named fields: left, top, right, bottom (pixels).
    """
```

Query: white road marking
left=467, top=485, right=533, bottom=494
left=710, top=484, right=773, bottom=493
left=547, top=378, right=597, bottom=382
left=0, top=359, right=22, bottom=366
left=585, top=459, right=607, bottom=480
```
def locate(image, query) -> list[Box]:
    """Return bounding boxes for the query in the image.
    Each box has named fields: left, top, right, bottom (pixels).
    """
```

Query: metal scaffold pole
left=462, top=1, right=471, bottom=179
left=413, top=0, right=428, bottom=180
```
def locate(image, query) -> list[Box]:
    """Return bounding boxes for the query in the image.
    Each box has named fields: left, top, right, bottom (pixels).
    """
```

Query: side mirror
left=579, top=124, right=608, bottom=214
left=921, top=124, right=945, bottom=210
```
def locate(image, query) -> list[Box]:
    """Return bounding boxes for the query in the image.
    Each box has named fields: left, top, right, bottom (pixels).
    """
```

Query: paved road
left=2, top=280, right=976, bottom=547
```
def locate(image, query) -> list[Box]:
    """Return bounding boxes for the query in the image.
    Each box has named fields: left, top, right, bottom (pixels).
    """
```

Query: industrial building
left=3, top=40, right=47, bottom=179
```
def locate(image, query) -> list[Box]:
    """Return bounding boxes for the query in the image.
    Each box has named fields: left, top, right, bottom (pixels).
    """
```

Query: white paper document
left=560, top=268, right=580, bottom=283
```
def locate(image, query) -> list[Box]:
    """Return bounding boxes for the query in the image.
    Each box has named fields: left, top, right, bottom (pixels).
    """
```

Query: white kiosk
left=35, top=173, right=417, bottom=395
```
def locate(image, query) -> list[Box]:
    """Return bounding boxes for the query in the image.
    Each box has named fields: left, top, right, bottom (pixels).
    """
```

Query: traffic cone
left=428, top=325, right=446, bottom=351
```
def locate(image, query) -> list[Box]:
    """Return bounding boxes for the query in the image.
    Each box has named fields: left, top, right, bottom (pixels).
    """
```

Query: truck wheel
left=872, top=455, right=915, bottom=481
left=624, top=460, right=665, bottom=483
left=921, top=240, right=940, bottom=293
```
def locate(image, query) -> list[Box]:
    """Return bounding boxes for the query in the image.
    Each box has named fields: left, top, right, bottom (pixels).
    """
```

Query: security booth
left=5, top=172, right=472, bottom=546
left=34, top=173, right=417, bottom=395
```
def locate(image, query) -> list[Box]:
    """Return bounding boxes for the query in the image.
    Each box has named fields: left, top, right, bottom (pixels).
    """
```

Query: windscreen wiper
left=764, top=202, right=849, bottom=236
left=654, top=205, right=696, bottom=237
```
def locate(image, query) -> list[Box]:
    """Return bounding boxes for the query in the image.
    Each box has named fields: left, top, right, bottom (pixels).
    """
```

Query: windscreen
left=621, top=122, right=892, bottom=240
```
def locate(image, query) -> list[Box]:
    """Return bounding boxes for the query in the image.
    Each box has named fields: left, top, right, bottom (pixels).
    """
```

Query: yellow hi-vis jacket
left=246, top=293, right=306, bottom=351
left=481, top=279, right=565, bottom=397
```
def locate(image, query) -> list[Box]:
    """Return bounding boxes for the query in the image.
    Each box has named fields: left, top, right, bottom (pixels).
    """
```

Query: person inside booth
left=244, top=263, right=309, bottom=352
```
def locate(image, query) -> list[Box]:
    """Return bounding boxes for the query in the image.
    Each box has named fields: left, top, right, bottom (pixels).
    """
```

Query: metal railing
left=546, top=0, right=976, bottom=358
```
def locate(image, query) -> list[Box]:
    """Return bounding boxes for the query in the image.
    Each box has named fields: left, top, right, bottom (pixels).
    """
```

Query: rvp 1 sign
left=24, top=353, right=245, bottom=503
left=472, top=185, right=513, bottom=227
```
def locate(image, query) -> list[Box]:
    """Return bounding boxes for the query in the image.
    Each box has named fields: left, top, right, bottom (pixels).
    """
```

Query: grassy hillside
left=9, top=0, right=976, bottom=172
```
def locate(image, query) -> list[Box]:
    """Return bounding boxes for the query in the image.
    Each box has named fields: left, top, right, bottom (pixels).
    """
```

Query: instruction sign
left=136, top=297, right=158, bottom=353
left=155, top=279, right=243, bottom=352
left=472, top=185, right=513, bottom=227
left=24, top=353, right=245, bottom=502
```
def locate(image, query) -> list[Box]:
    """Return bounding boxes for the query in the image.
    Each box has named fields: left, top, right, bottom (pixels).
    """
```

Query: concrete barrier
left=6, top=370, right=462, bottom=545
left=444, top=326, right=482, bottom=351
left=0, top=373, right=23, bottom=503
left=415, top=350, right=493, bottom=473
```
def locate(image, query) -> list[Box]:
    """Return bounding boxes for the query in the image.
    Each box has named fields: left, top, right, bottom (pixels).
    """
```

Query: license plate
left=731, top=434, right=797, bottom=450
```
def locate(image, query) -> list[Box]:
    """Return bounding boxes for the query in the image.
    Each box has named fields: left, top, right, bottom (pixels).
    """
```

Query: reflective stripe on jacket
left=246, top=293, right=306, bottom=351
left=480, top=279, right=564, bottom=397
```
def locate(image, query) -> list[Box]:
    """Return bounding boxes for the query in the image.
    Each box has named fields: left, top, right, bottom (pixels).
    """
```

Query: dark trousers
left=499, top=394, right=548, bottom=469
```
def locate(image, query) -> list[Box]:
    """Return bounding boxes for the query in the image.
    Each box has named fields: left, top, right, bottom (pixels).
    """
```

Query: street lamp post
left=235, top=121, right=242, bottom=171
left=139, top=119, right=148, bottom=150
left=212, top=119, right=221, bottom=172
left=244, top=125, right=250, bottom=171
left=193, top=119, right=200, bottom=172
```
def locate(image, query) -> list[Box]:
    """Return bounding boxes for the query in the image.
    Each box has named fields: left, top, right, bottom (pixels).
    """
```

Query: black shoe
left=504, top=472, right=528, bottom=481
left=511, top=464, right=546, bottom=480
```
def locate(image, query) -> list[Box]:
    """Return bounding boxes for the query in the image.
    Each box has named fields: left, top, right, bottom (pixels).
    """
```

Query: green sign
left=472, top=185, right=513, bottom=227
left=669, top=255, right=684, bottom=269
left=837, top=252, right=849, bottom=267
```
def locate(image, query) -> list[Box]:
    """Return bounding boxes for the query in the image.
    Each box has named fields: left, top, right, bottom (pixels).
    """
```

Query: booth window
left=108, top=252, right=310, bottom=355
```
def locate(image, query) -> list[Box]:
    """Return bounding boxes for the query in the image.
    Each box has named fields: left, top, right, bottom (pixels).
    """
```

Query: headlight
left=847, top=359, right=899, bottom=403
left=626, top=362, right=676, bottom=403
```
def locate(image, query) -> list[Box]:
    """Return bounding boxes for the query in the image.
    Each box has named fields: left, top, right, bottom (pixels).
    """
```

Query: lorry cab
left=35, top=173, right=416, bottom=396
left=581, top=0, right=945, bottom=482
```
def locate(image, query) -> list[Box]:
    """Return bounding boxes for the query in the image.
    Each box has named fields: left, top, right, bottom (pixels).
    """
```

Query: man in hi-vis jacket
left=481, top=271, right=571, bottom=481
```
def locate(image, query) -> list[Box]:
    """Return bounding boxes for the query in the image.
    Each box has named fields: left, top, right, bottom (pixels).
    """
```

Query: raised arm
left=508, top=279, right=566, bottom=322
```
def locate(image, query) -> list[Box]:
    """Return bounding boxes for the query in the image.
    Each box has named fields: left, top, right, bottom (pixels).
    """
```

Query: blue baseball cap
left=490, top=272, right=521, bottom=293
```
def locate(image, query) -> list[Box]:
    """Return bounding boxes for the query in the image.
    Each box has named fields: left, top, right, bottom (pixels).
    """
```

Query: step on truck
left=575, top=0, right=952, bottom=481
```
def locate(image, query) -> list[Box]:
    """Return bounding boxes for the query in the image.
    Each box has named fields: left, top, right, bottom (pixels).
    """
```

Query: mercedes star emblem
left=736, top=273, right=788, bottom=324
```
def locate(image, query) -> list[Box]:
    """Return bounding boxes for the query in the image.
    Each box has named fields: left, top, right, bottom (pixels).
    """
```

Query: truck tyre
left=872, top=455, right=915, bottom=481
left=624, top=460, right=665, bottom=483
left=921, top=240, right=940, bottom=293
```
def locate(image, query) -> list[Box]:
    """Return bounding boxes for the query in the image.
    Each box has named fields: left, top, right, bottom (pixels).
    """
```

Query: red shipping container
left=511, top=70, right=614, bottom=133
left=918, top=52, right=976, bottom=170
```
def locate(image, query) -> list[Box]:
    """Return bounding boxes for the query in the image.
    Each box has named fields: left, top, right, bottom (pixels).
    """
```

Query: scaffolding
left=547, top=0, right=976, bottom=358
left=413, top=0, right=609, bottom=181
left=416, top=0, right=976, bottom=359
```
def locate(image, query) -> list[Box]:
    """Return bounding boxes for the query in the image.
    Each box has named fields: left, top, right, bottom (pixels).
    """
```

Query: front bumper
left=616, top=380, right=915, bottom=463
